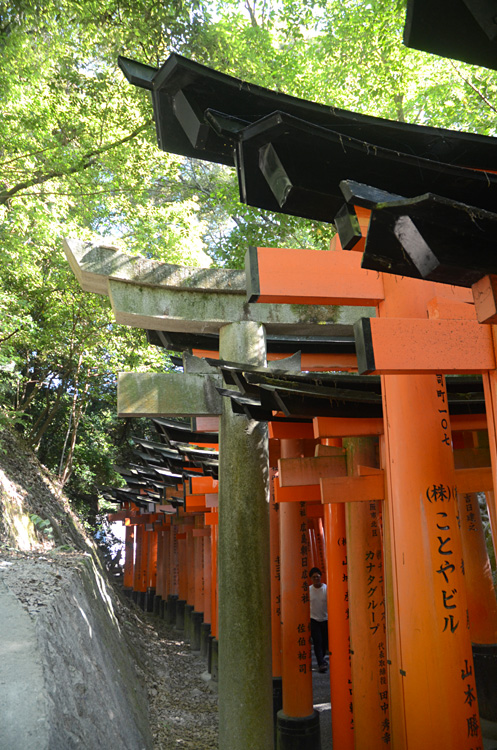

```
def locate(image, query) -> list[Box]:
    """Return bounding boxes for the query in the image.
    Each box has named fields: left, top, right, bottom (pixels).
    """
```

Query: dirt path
left=117, top=595, right=219, bottom=749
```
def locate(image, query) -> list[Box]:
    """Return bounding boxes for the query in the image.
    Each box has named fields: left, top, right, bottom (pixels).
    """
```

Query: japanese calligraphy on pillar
left=436, top=374, right=451, bottom=446
left=296, top=502, right=312, bottom=673
left=172, top=526, right=179, bottom=592
left=423, top=375, right=482, bottom=749
left=366, top=500, right=389, bottom=747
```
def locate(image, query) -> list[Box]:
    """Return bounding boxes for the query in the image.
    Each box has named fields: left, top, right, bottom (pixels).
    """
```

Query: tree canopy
left=1, top=0, right=496, bottom=521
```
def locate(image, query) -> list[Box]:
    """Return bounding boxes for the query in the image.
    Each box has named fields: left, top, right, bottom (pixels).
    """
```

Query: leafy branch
left=0, top=120, right=153, bottom=206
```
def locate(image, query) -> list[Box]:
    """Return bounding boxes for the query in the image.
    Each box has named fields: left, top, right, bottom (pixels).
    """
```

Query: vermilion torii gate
left=64, top=237, right=370, bottom=750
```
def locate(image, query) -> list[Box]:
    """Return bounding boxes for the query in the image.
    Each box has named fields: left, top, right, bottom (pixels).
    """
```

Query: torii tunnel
left=66, top=50, right=497, bottom=750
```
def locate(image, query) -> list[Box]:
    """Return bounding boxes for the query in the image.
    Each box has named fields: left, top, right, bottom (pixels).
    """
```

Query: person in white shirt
left=309, top=566, right=328, bottom=673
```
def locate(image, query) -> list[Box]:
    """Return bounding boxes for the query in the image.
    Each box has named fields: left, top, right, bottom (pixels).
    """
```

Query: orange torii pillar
left=324, top=502, right=354, bottom=749
left=378, top=274, right=481, bottom=749
left=175, top=520, right=188, bottom=631
left=154, top=523, right=165, bottom=616
left=277, top=438, right=320, bottom=750
left=134, top=521, right=149, bottom=610
left=200, top=522, right=212, bottom=659
left=205, top=509, right=219, bottom=682
left=192, top=520, right=208, bottom=651
left=269, top=466, right=283, bottom=730
left=184, top=523, right=196, bottom=641
left=165, top=521, right=180, bottom=625
left=144, top=523, right=158, bottom=612
left=123, top=521, right=135, bottom=596
left=343, top=436, right=390, bottom=749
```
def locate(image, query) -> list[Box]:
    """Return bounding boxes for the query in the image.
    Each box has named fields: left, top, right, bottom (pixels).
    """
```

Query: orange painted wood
left=251, top=247, right=384, bottom=305
left=324, top=503, right=354, bottom=749
left=123, top=524, right=134, bottom=589
left=455, top=466, right=493, bottom=493
left=313, top=413, right=487, bottom=437
left=279, top=440, right=313, bottom=717
left=185, top=493, right=207, bottom=512
left=269, top=469, right=282, bottom=679
left=205, top=512, right=219, bottom=525
left=139, top=527, right=150, bottom=593
left=156, top=529, right=166, bottom=599
left=274, top=477, right=322, bottom=503
left=147, top=530, right=158, bottom=590
left=269, top=422, right=315, bottom=440
left=186, top=527, right=195, bottom=606
left=427, top=296, right=476, bottom=320
left=472, top=274, right=497, bottom=324
left=194, top=521, right=204, bottom=613
left=170, top=525, right=179, bottom=596
left=278, top=453, right=347, bottom=487
left=346, top=498, right=389, bottom=748
left=314, top=416, right=385, bottom=438
left=211, top=523, right=218, bottom=639
left=306, top=502, right=325, bottom=518
left=177, top=530, right=188, bottom=601
left=378, top=273, right=481, bottom=749
left=357, top=464, right=383, bottom=475
left=457, top=492, right=497, bottom=644
left=190, top=476, right=219, bottom=494
left=344, top=437, right=389, bottom=749
left=308, top=517, right=326, bottom=577
left=362, top=317, right=494, bottom=374
left=320, top=474, right=385, bottom=504
left=133, top=524, right=145, bottom=593
left=203, top=531, right=212, bottom=625
left=192, top=528, right=211, bottom=536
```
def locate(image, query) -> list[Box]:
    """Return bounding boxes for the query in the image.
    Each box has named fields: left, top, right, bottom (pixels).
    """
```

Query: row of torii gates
left=65, top=42, right=497, bottom=750
left=65, top=227, right=497, bottom=750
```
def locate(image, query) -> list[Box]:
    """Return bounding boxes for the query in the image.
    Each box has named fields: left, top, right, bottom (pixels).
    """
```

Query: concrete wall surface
left=0, top=553, right=152, bottom=750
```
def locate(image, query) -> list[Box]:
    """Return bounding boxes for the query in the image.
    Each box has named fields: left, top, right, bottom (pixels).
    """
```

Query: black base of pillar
left=276, top=710, right=321, bottom=750
left=153, top=594, right=162, bottom=616
left=122, top=587, right=133, bottom=598
left=473, top=642, right=497, bottom=721
left=209, top=637, right=219, bottom=682
left=133, top=590, right=146, bottom=610
left=200, top=622, right=211, bottom=659
left=166, top=594, right=178, bottom=625
left=191, top=611, right=203, bottom=650
left=145, top=587, right=155, bottom=612
left=184, top=604, right=194, bottom=641
left=272, top=676, right=283, bottom=734
left=175, top=599, right=186, bottom=631
left=159, top=597, right=166, bottom=619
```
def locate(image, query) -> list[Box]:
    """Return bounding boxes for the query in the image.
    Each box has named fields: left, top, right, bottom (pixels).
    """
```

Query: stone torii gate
left=63, top=238, right=372, bottom=750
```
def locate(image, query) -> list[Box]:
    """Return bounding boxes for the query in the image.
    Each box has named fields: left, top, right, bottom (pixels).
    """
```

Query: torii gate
left=63, top=238, right=371, bottom=750
left=246, top=237, right=496, bottom=749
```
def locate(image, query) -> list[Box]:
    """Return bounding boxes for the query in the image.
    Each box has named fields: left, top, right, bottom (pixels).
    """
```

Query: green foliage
left=30, top=513, right=54, bottom=540
left=1, top=0, right=497, bottom=525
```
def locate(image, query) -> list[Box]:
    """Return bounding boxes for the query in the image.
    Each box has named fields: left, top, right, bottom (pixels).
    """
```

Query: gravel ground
left=119, top=599, right=219, bottom=750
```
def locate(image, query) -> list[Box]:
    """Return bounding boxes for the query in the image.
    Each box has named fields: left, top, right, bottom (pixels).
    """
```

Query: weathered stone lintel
left=63, top=238, right=246, bottom=296
left=117, top=371, right=222, bottom=417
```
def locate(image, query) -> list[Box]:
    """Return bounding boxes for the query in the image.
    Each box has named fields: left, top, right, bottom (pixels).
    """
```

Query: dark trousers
left=311, top=618, right=328, bottom=666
